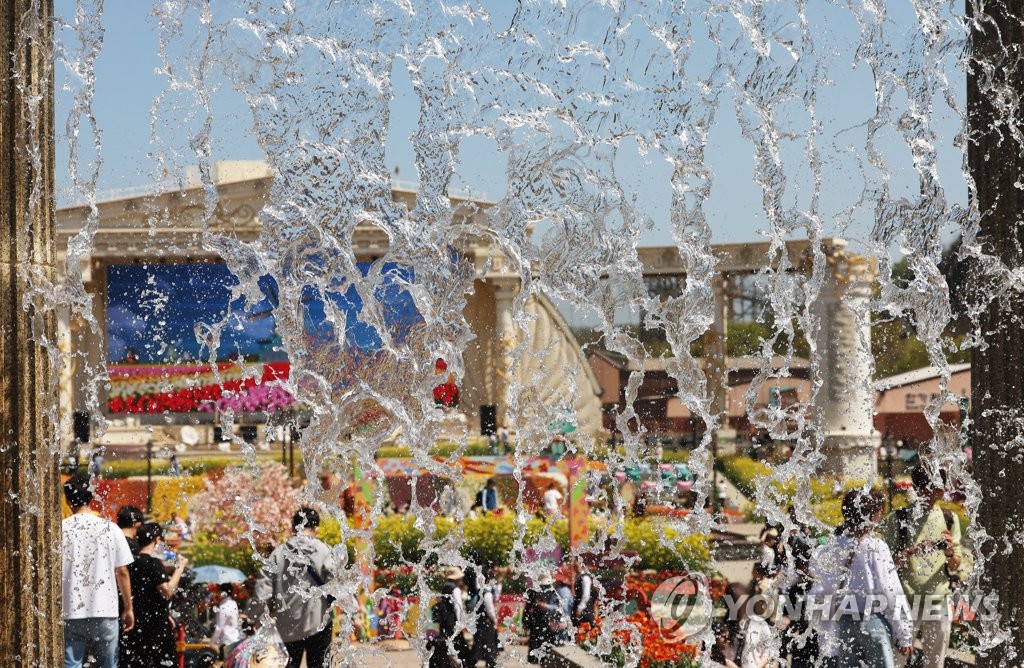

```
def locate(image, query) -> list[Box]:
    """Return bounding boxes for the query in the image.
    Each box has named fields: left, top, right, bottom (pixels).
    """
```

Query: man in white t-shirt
left=62, top=475, right=134, bottom=668
left=542, top=484, right=563, bottom=517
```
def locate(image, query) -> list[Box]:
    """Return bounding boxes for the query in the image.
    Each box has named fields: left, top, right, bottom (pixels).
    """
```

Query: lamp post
left=146, top=439, right=155, bottom=513
left=289, top=410, right=298, bottom=478
left=289, top=419, right=296, bottom=478
left=882, top=433, right=897, bottom=507
left=711, top=430, right=720, bottom=512
left=280, top=419, right=287, bottom=466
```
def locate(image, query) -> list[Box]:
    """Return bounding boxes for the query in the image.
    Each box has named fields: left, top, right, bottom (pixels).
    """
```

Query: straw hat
left=537, top=572, right=555, bottom=586
left=443, top=566, right=465, bottom=581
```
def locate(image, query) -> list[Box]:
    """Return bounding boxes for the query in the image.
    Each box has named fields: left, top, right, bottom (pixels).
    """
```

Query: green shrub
left=375, top=446, right=413, bottom=459
left=718, top=455, right=927, bottom=528
left=524, top=517, right=568, bottom=552
left=372, top=514, right=426, bottom=568
left=463, top=514, right=517, bottom=566
left=370, top=513, right=598, bottom=570
left=375, top=439, right=512, bottom=459
left=183, top=531, right=261, bottom=575
left=100, top=453, right=302, bottom=479
left=364, top=513, right=709, bottom=585
left=717, top=455, right=769, bottom=498
left=622, top=519, right=710, bottom=572
left=658, top=449, right=693, bottom=463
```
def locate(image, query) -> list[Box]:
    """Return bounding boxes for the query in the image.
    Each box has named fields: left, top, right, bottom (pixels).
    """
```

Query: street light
left=711, top=429, right=720, bottom=513
left=145, top=439, right=155, bottom=513
left=882, top=433, right=898, bottom=507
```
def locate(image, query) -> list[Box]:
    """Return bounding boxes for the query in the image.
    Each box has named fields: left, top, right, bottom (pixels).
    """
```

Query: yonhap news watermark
left=650, top=575, right=992, bottom=642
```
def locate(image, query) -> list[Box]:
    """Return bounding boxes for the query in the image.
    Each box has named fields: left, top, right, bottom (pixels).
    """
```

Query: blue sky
left=57, top=2, right=968, bottom=272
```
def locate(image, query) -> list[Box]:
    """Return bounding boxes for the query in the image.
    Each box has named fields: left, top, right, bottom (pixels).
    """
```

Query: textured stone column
left=968, top=1, right=1024, bottom=664
left=813, top=242, right=879, bottom=480
left=0, top=0, right=61, bottom=665
left=706, top=273, right=731, bottom=438
left=492, top=279, right=518, bottom=427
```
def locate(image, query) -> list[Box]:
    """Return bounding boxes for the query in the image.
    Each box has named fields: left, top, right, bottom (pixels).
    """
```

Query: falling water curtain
left=24, top=1, right=1023, bottom=666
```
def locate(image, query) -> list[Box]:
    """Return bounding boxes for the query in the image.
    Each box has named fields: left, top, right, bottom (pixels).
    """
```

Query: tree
left=190, top=463, right=302, bottom=549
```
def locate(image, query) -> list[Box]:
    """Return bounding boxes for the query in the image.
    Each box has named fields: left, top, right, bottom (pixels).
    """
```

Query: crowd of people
left=64, top=476, right=201, bottom=668
left=710, top=466, right=971, bottom=668
left=428, top=561, right=597, bottom=667
left=62, top=473, right=342, bottom=668
left=61, top=456, right=972, bottom=668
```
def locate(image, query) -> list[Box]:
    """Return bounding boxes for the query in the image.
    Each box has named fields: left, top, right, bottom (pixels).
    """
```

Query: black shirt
left=128, top=554, right=170, bottom=629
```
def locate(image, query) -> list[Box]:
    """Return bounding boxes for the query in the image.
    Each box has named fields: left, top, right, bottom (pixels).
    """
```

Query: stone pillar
left=0, top=0, right=61, bottom=665
left=813, top=243, right=879, bottom=480
left=57, top=303, right=74, bottom=444
left=968, top=2, right=1024, bottom=663
left=705, top=273, right=732, bottom=440
left=493, top=279, right=518, bottom=428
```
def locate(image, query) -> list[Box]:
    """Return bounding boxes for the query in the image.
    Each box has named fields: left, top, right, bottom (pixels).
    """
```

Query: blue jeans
left=65, top=617, right=119, bottom=668
left=836, top=614, right=896, bottom=668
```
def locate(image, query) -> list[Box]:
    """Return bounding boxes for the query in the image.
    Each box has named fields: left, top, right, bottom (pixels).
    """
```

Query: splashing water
left=39, top=0, right=1024, bottom=664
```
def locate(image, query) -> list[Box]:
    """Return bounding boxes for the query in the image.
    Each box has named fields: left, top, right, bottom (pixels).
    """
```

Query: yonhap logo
left=650, top=574, right=713, bottom=642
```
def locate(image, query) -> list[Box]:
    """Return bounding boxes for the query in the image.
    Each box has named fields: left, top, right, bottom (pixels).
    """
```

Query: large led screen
left=105, top=262, right=420, bottom=414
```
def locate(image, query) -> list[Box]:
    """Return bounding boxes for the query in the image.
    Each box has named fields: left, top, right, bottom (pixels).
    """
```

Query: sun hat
left=443, top=566, right=465, bottom=581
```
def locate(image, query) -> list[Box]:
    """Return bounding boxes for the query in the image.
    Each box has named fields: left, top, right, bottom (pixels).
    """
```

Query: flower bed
left=577, top=612, right=701, bottom=668
left=624, top=570, right=727, bottom=604
left=107, top=361, right=293, bottom=414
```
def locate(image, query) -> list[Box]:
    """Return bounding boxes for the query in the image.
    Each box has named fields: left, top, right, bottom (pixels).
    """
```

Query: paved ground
left=714, top=472, right=749, bottom=514
left=343, top=642, right=532, bottom=668
left=715, top=559, right=756, bottom=585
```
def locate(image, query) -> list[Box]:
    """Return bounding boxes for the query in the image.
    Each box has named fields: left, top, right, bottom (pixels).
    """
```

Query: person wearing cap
left=255, top=507, right=340, bottom=668
left=61, top=474, right=135, bottom=668
left=430, top=566, right=471, bottom=668
left=119, top=522, right=189, bottom=668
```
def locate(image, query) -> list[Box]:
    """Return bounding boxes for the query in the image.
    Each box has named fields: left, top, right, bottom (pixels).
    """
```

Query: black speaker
left=240, top=426, right=258, bottom=444
left=480, top=405, right=497, bottom=436
left=214, top=426, right=230, bottom=443
left=73, top=411, right=90, bottom=443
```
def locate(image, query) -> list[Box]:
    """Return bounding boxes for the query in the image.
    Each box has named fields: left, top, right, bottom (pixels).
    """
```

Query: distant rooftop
left=875, top=363, right=971, bottom=391
left=588, top=349, right=810, bottom=373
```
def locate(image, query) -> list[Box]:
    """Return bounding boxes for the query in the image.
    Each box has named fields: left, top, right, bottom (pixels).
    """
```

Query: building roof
left=587, top=349, right=810, bottom=373
left=874, top=363, right=971, bottom=392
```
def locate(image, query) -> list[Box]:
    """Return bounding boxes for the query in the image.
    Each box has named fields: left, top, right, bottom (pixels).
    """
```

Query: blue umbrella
left=190, top=564, right=247, bottom=584
left=547, top=418, right=577, bottom=435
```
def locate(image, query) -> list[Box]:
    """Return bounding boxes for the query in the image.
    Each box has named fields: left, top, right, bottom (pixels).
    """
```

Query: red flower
left=432, top=380, right=460, bottom=407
